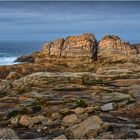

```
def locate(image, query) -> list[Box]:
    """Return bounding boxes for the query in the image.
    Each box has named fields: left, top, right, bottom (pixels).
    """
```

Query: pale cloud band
left=0, top=1, right=140, bottom=42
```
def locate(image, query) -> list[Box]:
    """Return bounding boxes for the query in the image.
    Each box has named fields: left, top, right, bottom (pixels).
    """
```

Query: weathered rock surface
left=67, top=115, right=104, bottom=139
left=0, top=80, right=11, bottom=96
left=74, top=107, right=85, bottom=115
left=62, top=114, right=80, bottom=127
left=98, top=35, right=138, bottom=56
left=11, top=72, right=96, bottom=94
left=19, top=115, right=46, bottom=127
left=14, top=33, right=140, bottom=66
left=42, top=33, right=97, bottom=58
left=15, top=33, right=98, bottom=63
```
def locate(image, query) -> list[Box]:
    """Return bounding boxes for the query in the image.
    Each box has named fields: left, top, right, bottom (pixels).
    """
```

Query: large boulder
left=68, top=116, right=103, bottom=139
left=98, top=35, right=138, bottom=56
left=67, top=115, right=105, bottom=139
left=61, top=114, right=80, bottom=126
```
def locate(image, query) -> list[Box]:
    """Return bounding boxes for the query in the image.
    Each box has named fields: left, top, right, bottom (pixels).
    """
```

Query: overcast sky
left=0, top=1, right=140, bottom=42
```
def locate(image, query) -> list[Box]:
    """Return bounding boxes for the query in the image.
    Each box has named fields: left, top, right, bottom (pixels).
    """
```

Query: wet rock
left=53, top=134, right=67, bottom=140
left=19, top=115, right=46, bottom=127
left=0, top=128, right=19, bottom=139
left=67, top=115, right=104, bottom=139
left=74, top=107, right=85, bottom=115
left=101, top=102, right=117, bottom=112
left=62, top=114, right=80, bottom=127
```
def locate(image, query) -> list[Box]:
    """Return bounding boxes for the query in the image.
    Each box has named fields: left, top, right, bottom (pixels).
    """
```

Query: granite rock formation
left=15, top=33, right=97, bottom=63
left=42, top=33, right=97, bottom=58
left=15, top=33, right=140, bottom=64
left=98, top=35, right=139, bottom=55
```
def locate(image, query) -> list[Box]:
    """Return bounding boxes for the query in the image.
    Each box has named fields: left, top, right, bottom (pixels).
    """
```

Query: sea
left=0, top=41, right=44, bottom=66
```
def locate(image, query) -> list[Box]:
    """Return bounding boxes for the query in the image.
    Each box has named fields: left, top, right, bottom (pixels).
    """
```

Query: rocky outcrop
left=15, top=33, right=140, bottom=64
left=15, top=51, right=39, bottom=63
left=16, top=33, right=97, bottom=63
left=42, top=33, right=97, bottom=58
left=98, top=35, right=138, bottom=55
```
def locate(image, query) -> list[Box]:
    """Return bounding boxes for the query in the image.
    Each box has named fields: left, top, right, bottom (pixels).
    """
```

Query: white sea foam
left=0, top=56, right=19, bottom=66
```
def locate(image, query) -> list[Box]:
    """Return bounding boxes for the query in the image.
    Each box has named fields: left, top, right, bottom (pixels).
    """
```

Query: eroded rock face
left=15, top=33, right=140, bottom=64
left=41, top=33, right=97, bottom=58
left=98, top=35, right=138, bottom=55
